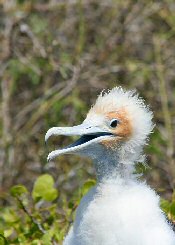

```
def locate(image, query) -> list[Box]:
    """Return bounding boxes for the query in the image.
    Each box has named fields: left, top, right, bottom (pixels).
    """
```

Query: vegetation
left=0, top=176, right=95, bottom=244
left=0, top=0, right=175, bottom=244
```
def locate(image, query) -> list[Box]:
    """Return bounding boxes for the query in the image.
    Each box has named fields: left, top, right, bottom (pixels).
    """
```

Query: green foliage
left=0, top=176, right=96, bottom=244
left=32, top=174, right=58, bottom=202
left=160, top=191, right=175, bottom=222
left=2, top=176, right=56, bottom=243
left=8, top=59, right=40, bottom=86
left=10, top=185, right=28, bottom=197
left=0, top=0, right=175, bottom=243
left=80, top=179, right=96, bottom=196
left=29, top=14, right=48, bottom=35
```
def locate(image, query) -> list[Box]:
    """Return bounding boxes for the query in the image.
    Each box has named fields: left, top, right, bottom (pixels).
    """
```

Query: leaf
left=68, top=201, right=74, bottom=209
left=0, top=234, right=9, bottom=245
left=17, top=0, right=26, bottom=4
left=172, top=190, right=175, bottom=202
left=10, top=185, right=28, bottom=197
left=160, top=198, right=171, bottom=214
left=170, top=202, right=175, bottom=216
left=81, top=179, right=96, bottom=196
left=32, top=174, right=58, bottom=202
left=4, top=228, right=13, bottom=238
left=41, top=231, right=53, bottom=245
left=29, top=14, right=48, bottom=34
left=2, top=209, right=18, bottom=224
left=31, top=240, right=41, bottom=245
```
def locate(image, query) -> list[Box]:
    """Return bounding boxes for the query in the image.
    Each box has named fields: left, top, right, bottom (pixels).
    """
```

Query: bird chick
left=45, top=87, right=175, bottom=245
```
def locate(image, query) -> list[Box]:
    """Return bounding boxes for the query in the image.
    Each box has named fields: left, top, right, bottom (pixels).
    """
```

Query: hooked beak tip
left=45, top=130, right=52, bottom=143
left=45, top=123, right=113, bottom=161
left=45, top=136, right=49, bottom=145
left=45, top=127, right=58, bottom=143
left=47, top=156, right=51, bottom=162
left=45, top=136, right=48, bottom=145
left=47, top=152, right=53, bottom=162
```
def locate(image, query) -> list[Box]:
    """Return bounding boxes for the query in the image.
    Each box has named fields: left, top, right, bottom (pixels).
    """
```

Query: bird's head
left=46, top=87, right=154, bottom=167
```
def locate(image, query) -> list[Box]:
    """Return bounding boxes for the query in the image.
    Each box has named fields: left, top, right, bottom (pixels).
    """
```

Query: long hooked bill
left=45, top=122, right=113, bottom=161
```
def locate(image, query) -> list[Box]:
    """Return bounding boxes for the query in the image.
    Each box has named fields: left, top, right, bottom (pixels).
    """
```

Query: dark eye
left=110, top=119, right=119, bottom=128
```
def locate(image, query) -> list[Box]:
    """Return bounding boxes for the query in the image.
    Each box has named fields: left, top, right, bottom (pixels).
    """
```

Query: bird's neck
left=93, top=150, right=135, bottom=183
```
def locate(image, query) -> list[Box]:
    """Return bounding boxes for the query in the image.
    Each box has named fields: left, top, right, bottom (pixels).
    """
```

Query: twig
left=14, top=82, right=65, bottom=131
left=0, top=78, right=14, bottom=187
left=154, top=40, right=174, bottom=157
left=17, top=197, right=60, bottom=244
left=154, top=37, right=175, bottom=188
left=19, top=63, right=82, bottom=134
left=65, top=203, right=78, bottom=234
left=20, top=23, right=47, bottom=58
left=16, top=196, right=46, bottom=234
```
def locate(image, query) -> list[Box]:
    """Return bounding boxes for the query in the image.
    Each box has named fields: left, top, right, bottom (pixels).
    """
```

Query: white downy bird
left=45, top=87, right=175, bottom=245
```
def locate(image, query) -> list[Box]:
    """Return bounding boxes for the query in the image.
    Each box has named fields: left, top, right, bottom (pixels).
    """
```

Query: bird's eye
left=110, top=119, right=119, bottom=128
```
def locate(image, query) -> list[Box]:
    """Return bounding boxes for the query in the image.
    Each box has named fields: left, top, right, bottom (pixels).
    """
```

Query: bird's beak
left=45, top=122, right=113, bottom=161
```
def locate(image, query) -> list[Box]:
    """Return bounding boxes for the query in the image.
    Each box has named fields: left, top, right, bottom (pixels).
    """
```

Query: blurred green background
left=0, top=0, right=175, bottom=244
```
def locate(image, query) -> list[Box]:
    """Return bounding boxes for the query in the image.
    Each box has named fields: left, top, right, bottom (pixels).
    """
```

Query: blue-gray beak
left=45, top=122, right=113, bottom=161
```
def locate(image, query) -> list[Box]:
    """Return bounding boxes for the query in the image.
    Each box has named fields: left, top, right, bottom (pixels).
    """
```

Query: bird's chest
left=73, top=184, right=142, bottom=245
left=70, top=182, right=164, bottom=245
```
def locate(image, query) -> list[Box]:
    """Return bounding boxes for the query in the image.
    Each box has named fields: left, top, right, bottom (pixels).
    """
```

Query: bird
left=45, top=87, right=175, bottom=245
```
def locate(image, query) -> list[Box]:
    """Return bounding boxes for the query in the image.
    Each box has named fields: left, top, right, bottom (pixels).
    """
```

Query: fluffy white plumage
left=64, top=180, right=175, bottom=245
left=86, top=87, right=154, bottom=166
left=46, top=87, right=175, bottom=245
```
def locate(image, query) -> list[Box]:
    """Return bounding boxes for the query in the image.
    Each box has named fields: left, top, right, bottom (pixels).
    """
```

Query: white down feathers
left=64, top=179, right=175, bottom=245
left=63, top=87, right=175, bottom=245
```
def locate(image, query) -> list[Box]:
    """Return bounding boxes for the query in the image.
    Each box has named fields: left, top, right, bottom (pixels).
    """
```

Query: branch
left=14, top=82, right=65, bottom=131
left=154, top=37, right=175, bottom=188
left=19, top=63, right=82, bottom=134
left=16, top=196, right=46, bottom=234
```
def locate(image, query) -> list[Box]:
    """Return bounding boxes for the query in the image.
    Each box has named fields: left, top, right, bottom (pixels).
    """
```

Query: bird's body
left=46, top=87, right=175, bottom=245
left=64, top=179, right=174, bottom=245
